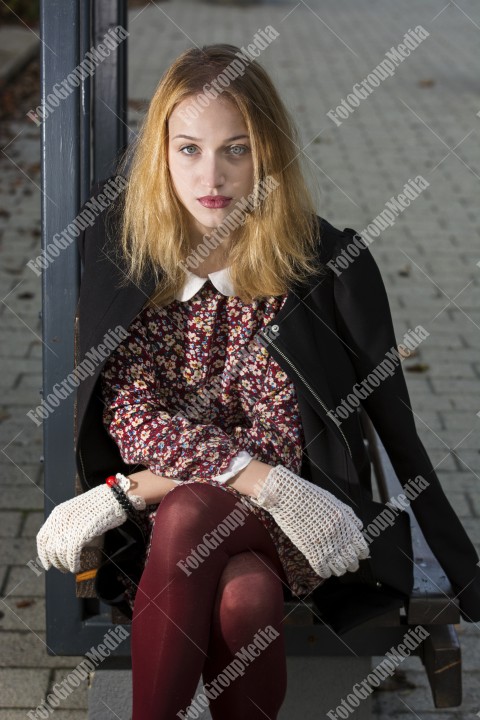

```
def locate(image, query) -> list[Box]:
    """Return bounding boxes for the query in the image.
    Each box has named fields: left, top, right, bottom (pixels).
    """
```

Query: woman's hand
left=248, top=464, right=370, bottom=578
left=36, top=484, right=146, bottom=574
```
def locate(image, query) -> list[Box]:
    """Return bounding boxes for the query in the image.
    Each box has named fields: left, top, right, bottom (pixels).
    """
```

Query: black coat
left=74, top=178, right=480, bottom=634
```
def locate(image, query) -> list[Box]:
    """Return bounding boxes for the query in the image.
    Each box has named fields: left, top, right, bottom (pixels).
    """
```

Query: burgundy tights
left=130, top=482, right=289, bottom=719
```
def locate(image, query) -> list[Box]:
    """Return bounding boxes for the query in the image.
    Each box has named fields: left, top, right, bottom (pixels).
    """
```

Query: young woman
left=37, top=44, right=480, bottom=719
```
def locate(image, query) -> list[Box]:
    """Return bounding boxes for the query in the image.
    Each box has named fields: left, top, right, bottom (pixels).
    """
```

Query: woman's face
left=168, top=94, right=254, bottom=246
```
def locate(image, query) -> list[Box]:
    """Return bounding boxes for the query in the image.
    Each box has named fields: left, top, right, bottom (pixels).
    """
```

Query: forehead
left=169, top=95, right=248, bottom=132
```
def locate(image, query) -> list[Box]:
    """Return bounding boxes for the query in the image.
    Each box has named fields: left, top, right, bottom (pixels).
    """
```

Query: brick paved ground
left=0, top=0, right=479, bottom=717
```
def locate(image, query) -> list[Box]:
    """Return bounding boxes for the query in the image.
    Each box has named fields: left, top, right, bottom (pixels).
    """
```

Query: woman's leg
left=203, top=550, right=288, bottom=720
left=131, top=482, right=289, bottom=720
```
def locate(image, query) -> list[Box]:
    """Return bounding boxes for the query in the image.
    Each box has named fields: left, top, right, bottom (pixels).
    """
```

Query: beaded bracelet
left=106, top=475, right=141, bottom=521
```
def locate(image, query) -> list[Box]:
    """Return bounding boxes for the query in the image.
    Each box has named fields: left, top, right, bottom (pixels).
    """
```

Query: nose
left=200, top=153, right=225, bottom=190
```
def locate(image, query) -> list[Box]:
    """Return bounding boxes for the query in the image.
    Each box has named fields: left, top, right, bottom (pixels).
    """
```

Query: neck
left=190, top=236, right=231, bottom=278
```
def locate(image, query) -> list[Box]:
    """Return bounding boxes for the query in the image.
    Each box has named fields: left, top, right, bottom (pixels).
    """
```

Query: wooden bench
left=84, top=406, right=462, bottom=718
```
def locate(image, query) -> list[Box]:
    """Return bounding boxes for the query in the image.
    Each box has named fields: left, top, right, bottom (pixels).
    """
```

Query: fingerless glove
left=37, top=484, right=146, bottom=574
left=249, top=465, right=370, bottom=578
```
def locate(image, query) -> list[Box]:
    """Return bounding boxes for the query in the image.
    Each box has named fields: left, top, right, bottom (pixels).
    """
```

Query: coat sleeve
left=100, top=311, right=253, bottom=483
left=332, top=227, right=480, bottom=623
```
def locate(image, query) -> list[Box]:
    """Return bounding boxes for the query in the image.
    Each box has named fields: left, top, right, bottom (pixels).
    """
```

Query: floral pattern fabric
left=100, top=278, right=324, bottom=608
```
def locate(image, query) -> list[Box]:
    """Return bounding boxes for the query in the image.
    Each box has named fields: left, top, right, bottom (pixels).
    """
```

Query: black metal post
left=92, top=1, right=128, bottom=181
left=41, top=0, right=129, bottom=655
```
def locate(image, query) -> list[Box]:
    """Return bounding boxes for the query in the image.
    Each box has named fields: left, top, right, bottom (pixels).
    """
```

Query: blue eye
left=229, top=145, right=248, bottom=155
left=179, top=145, right=249, bottom=156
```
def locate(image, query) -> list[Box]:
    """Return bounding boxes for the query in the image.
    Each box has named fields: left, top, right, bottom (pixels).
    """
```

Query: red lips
left=198, top=196, right=232, bottom=209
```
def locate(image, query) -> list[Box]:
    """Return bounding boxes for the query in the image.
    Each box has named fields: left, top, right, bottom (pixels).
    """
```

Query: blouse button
left=271, top=324, right=279, bottom=333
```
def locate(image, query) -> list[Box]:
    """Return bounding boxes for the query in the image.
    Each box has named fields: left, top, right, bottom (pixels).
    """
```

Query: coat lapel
left=260, top=289, right=352, bottom=456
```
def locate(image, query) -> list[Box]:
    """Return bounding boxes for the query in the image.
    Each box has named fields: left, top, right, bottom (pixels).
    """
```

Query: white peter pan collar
left=175, top=266, right=234, bottom=302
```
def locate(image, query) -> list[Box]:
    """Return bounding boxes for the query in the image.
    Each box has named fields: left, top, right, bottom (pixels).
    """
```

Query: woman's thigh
left=146, top=481, right=288, bottom=584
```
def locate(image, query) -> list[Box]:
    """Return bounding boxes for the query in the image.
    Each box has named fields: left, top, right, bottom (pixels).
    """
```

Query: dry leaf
left=15, top=599, right=35, bottom=609
left=406, top=362, right=430, bottom=373
left=398, top=264, right=411, bottom=276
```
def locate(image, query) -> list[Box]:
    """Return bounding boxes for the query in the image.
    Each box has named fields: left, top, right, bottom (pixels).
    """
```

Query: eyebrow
left=171, top=134, right=250, bottom=142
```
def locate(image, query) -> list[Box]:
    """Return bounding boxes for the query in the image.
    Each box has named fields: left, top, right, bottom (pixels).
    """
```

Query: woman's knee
left=215, top=551, right=285, bottom=620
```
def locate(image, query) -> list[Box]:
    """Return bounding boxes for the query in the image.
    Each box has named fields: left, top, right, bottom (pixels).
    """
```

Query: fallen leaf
left=15, top=599, right=35, bottom=609
left=406, top=362, right=430, bottom=373
left=398, top=264, right=411, bottom=276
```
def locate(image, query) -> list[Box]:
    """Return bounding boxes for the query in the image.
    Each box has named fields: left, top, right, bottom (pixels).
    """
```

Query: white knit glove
left=249, top=465, right=370, bottom=578
left=36, top=482, right=146, bottom=574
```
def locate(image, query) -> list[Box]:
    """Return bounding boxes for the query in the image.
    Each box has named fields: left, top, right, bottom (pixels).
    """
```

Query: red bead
left=106, top=475, right=117, bottom=487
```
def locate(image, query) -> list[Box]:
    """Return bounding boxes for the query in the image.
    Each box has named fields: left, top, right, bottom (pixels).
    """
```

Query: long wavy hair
left=111, top=43, right=323, bottom=307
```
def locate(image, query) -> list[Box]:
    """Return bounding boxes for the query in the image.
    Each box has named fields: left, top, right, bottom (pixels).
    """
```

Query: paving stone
left=437, top=472, right=480, bottom=493
left=0, top=538, right=40, bottom=565
left=0, top=631, right=84, bottom=669
left=20, top=511, right=43, bottom=537
left=452, top=449, right=480, bottom=473
left=50, top=668, right=89, bottom=709
left=0, top=359, right=42, bottom=374
left=431, top=379, right=480, bottom=395
left=0, top=668, right=50, bottom=708
left=420, top=349, right=480, bottom=363
left=412, top=450, right=459, bottom=472
left=411, top=413, right=443, bottom=432
left=419, top=430, right=480, bottom=450
left=0, top=331, right=33, bottom=358
left=438, top=409, right=480, bottom=429
left=466, top=492, right=480, bottom=518
left=450, top=396, right=480, bottom=411
left=0, top=486, right=44, bottom=511
left=454, top=518, right=480, bottom=548
left=412, top=362, right=478, bottom=379
left=16, top=374, right=47, bottom=391
left=28, top=342, right=42, bottom=359
left=0, top=596, right=45, bottom=633
left=0, top=26, right=38, bottom=86
left=430, top=491, right=472, bottom=518
left=0, top=389, right=43, bottom=406
left=0, top=463, right=42, bottom=486
left=408, top=396, right=456, bottom=411
left=0, top=513, right=22, bottom=538
left=0, top=565, right=8, bottom=593
left=3, top=564, right=46, bottom=597
left=0, top=712, right=86, bottom=720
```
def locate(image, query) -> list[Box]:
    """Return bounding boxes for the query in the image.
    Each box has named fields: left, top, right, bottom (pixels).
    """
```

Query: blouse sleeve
left=100, top=314, right=251, bottom=484
left=229, top=350, right=304, bottom=474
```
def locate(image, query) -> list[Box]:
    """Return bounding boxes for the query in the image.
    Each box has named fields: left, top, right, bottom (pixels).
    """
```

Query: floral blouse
left=99, top=269, right=324, bottom=609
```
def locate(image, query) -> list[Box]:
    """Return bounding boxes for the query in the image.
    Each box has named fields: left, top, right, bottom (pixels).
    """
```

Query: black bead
left=109, top=483, right=141, bottom=521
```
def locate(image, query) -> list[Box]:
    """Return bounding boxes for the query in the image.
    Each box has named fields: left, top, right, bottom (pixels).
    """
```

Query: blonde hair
left=110, top=43, right=324, bottom=307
